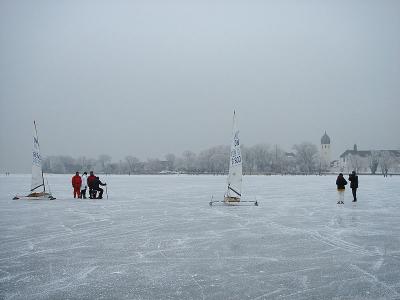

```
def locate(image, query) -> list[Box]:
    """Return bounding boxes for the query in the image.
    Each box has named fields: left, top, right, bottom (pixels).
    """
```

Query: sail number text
left=33, top=151, right=41, bottom=165
left=231, top=149, right=242, bottom=165
left=231, top=155, right=241, bottom=164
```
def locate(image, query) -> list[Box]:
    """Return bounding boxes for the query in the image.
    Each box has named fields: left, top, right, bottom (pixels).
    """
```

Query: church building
left=320, top=131, right=331, bottom=171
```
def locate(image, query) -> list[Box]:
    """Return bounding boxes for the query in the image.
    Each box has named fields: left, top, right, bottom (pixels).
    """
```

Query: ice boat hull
left=209, top=196, right=258, bottom=206
left=13, top=192, right=56, bottom=200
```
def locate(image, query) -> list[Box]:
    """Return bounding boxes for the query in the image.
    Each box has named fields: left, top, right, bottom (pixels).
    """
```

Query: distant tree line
left=43, top=142, right=328, bottom=175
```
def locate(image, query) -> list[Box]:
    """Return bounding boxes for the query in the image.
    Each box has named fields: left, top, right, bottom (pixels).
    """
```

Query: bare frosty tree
left=146, top=158, right=163, bottom=173
left=284, top=153, right=297, bottom=174
left=125, top=156, right=140, bottom=174
left=272, top=145, right=287, bottom=174
left=41, top=141, right=329, bottom=175
left=76, top=156, right=95, bottom=172
left=252, top=144, right=272, bottom=173
left=196, top=146, right=228, bottom=174
left=43, top=156, right=66, bottom=173
left=379, top=151, right=394, bottom=177
left=181, top=150, right=197, bottom=173
left=98, top=154, right=112, bottom=173
left=369, top=151, right=380, bottom=174
left=105, top=162, right=120, bottom=174
left=242, top=146, right=256, bottom=175
left=165, top=153, right=176, bottom=171
left=293, top=142, right=318, bottom=174
left=347, top=154, right=362, bottom=173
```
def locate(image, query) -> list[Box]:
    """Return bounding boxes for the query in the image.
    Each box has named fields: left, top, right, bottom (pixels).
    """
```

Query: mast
left=227, top=111, right=235, bottom=195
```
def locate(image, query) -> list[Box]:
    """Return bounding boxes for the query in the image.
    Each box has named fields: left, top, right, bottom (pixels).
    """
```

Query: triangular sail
left=226, top=111, right=242, bottom=198
left=31, top=121, right=45, bottom=192
left=210, top=111, right=257, bottom=206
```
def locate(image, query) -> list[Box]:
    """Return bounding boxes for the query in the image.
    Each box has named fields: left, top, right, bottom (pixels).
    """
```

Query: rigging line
left=42, top=171, right=45, bottom=193
left=45, top=176, right=52, bottom=195
left=33, top=120, right=40, bottom=148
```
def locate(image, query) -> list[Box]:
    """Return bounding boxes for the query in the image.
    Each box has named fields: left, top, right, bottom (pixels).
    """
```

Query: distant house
left=339, top=144, right=400, bottom=174
left=285, top=152, right=296, bottom=159
left=284, top=152, right=297, bottom=173
left=330, top=160, right=339, bottom=168
left=144, top=160, right=171, bottom=173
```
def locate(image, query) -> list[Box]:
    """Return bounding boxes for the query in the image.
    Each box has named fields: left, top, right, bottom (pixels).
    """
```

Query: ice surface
left=1, top=174, right=400, bottom=299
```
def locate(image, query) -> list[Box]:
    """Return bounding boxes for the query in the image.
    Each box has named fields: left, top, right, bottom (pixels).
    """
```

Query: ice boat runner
left=13, top=121, right=56, bottom=200
left=210, top=111, right=257, bottom=206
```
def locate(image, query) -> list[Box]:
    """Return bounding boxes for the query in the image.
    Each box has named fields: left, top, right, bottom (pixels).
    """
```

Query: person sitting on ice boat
left=87, top=171, right=96, bottom=199
left=92, top=176, right=107, bottom=199
left=72, top=172, right=82, bottom=199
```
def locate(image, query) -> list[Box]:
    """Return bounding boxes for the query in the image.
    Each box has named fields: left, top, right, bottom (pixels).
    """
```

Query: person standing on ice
left=71, top=171, right=82, bottom=199
left=348, top=171, right=358, bottom=202
left=80, top=171, right=88, bottom=199
left=92, top=176, right=107, bottom=199
left=336, top=173, right=347, bottom=204
left=87, top=171, right=96, bottom=199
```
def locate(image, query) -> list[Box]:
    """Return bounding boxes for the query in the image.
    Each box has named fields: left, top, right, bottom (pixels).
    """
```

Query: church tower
left=320, top=131, right=331, bottom=170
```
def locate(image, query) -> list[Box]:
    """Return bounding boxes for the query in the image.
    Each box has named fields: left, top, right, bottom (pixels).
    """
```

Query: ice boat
left=210, top=111, right=257, bottom=206
left=13, top=121, right=56, bottom=200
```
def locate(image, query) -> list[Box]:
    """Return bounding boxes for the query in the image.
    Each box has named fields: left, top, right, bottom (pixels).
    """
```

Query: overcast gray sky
left=1, top=0, right=399, bottom=172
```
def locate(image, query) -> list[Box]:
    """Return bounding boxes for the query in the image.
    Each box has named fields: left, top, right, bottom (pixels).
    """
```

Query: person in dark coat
left=93, top=176, right=107, bottom=199
left=348, top=171, right=358, bottom=202
left=336, top=173, right=347, bottom=204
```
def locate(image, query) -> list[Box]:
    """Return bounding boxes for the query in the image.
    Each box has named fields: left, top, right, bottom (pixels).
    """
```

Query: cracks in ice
left=190, top=274, right=205, bottom=300
left=349, top=264, right=400, bottom=298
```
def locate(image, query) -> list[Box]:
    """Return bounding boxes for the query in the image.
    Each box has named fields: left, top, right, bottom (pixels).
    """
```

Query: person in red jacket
left=72, top=171, right=82, bottom=199
left=87, top=171, right=96, bottom=199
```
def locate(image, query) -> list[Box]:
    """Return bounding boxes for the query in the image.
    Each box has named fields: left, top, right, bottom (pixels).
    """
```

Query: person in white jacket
left=80, top=172, right=88, bottom=199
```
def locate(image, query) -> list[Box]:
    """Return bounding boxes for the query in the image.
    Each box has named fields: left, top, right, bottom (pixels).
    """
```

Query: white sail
left=31, top=121, right=44, bottom=192
left=226, top=111, right=242, bottom=199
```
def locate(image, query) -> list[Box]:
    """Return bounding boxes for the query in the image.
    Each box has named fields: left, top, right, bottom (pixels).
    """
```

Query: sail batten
left=228, top=185, right=241, bottom=197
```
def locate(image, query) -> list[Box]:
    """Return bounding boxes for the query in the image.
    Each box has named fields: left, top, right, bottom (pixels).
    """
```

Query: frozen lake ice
left=1, top=174, right=400, bottom=299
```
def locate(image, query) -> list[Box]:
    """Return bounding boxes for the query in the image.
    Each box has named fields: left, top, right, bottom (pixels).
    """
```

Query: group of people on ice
left=336, top=171, right=358, bottom=204
left=71, top=171, right=107, bottom=199
left=72, top=169, right=358, bottom=203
